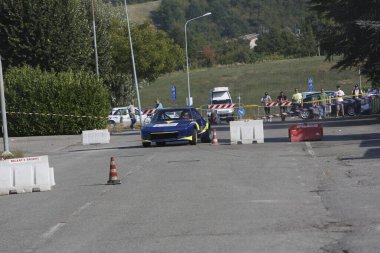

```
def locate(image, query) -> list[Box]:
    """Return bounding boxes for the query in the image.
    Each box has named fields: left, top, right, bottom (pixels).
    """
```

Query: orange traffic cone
left=212, top=129, right=219, bottom=145
left=107, top=157, right=121, bottom=185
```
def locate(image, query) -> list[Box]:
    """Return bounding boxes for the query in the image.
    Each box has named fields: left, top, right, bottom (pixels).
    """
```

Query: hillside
left=127, top=0, right=160, bottom=24
left=110, top=0, right=160, bottom=24
left=140, top=56, right=366, bottom=109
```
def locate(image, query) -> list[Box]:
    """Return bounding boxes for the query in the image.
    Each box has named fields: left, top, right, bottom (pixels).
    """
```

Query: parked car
left=140, top=107, right=211, bottom=147
left=108, top=107, right=148, bottom=126
left=109, top=106, right=127, bottom=115
left=298, top=91, right=357, bottom=119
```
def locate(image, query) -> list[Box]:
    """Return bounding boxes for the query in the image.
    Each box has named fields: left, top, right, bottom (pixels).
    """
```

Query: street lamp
left=185, top=12, right=211, bottom=106
left=91, top=0, right=99, bottom=78
left=0, top=56, right=10, bottom=153
left=124, top=0, right=143, bottom=126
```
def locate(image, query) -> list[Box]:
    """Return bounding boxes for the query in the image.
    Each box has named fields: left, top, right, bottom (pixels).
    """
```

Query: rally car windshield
left=152, top=109, right=192, bottom=122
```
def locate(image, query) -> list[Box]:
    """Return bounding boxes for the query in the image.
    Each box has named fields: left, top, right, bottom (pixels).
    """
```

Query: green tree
left=110, top=20, right=184, bottom=81
left=86, top=0, right=113, bottom=76
left=0, top=0, right=93, bottom=72
left=310, top=0, right=380, bottom=84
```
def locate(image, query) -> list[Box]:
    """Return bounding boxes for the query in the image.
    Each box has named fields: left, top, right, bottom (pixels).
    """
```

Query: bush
left=3, top=66, right=110, bottom=136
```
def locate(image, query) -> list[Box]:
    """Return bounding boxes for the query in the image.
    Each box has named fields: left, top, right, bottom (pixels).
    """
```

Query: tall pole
left=185, top=12, right=211, bottom=107
left=359, top=66, right=362, bottom=90
left=91, top=0, right=99, bottom=78
left=124, top=0, right=143, bottom=126
left=185, top=22, right=190, bottom=106
left=0, top=56, right=9, bottom=152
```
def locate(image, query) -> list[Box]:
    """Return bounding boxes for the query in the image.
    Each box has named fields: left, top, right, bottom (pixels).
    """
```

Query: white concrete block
left=229, top=119, right=264, bottom=144
left=0, top=165, right=11, bottom=195
left=82, top=129, right=110, bottom=145
left=0, top=156, right=54, bottom=195
left=241, top=125, right=254, bottom=144
left=230, top=124, right=241, bottom=144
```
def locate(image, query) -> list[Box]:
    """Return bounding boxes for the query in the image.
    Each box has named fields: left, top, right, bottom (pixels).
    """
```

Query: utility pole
left=91, top=0, right=99, bottom=78
left=124, top=0, right=143, bottom=127
left=0, top=56, right=10, bottom=154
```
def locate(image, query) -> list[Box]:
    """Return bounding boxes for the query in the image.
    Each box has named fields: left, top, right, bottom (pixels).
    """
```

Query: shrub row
left=3, top=66, right=110, bottom=136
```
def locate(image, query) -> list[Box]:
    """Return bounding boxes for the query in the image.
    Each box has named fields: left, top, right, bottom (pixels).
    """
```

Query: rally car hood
left=142, top=120, right=193, bottom=131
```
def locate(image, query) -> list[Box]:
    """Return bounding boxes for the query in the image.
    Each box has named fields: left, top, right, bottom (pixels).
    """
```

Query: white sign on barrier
left=0, top=155, right=55, bottom=195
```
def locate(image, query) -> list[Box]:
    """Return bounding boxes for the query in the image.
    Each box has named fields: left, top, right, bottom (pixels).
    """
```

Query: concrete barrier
left=230, top=120, right=264, bottom=144
left=82, top=129, right=110, bottom=145
left=0, top=156, right=55, bottom=195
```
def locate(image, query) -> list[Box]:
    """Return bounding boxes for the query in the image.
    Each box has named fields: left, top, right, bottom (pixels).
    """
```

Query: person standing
left=317, top=88, right=329, bottom=119
left=127, top=100, right=136, bottom=130
left=351, top=84, right=362, bottom=114
left=261, top=92, right=272, bottom=117
left=335, top=85, right=345, bottom=117
left=291, top=88, right=303, bottom=112
left=155, top=98, right=163, bottom=109
left=277, top=91, right=287, bottom=121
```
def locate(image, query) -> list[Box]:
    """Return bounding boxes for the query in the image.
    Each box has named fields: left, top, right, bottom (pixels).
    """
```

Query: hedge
left=3, top=66, right=110, bottom=136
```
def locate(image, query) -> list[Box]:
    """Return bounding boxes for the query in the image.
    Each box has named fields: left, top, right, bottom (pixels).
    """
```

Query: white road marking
left=26, top=223, right=66, bottom=252
left=71, top=202, right=92, bottom=216
left=247, top=200, right=284, bottom=203
left=41, top=222, right=66, bottom=239
left=305, top=142, right=328, bottom=178
left=28, top=154, right=155, bottom=252
left=305, top=142, right=316, bottom=157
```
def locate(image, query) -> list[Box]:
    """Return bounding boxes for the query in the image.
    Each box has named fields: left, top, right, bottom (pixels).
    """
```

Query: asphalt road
left=0, top=116, right=379, bottom=253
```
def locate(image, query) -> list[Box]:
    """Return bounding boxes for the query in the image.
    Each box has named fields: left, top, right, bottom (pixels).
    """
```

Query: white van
left=207, top=87, right=235, bottom=122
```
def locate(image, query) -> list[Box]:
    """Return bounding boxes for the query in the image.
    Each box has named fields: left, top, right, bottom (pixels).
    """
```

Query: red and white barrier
left=208, top=104, right=237, bottom=109
left=143, top=109, right=157, bottom=115
left=265, top=102, right=293, bottom=107
left=265, top=102, right=279, bottom=107
left=280, top=101, right=292, bottom=106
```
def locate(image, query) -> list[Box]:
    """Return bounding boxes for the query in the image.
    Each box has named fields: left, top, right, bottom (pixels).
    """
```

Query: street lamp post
left=0, top=56, right=10, bottom=153
left=185, top=12, right=211, bottom=106
left=91, top=0, right=99, bottom=78
left=124, top=0, right=143, bottom=126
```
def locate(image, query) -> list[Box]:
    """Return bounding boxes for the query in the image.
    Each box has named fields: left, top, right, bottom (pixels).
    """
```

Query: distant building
left=241, top=33, right=259, bottom=49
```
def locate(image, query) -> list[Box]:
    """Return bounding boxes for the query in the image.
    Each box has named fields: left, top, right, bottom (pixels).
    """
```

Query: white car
left=108, top=107, right=148, bottom=126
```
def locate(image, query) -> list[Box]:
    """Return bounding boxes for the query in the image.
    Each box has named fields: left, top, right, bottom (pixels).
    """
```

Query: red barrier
left=288, top=123, right=323, bottom=142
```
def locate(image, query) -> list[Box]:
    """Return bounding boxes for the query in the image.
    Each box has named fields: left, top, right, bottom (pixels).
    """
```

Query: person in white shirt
left=260, top=92, right=272, bottom=116
left=335, top=85, right=345, bottom=117
left=127, top=100, right=136, bottom=129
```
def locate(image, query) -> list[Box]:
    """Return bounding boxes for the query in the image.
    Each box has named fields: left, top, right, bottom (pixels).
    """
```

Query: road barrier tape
left=7, top=111, right=106, bottom=119
left=260, top=94, right=376, bottom=107
left=303, top=93, right=377, bottom=104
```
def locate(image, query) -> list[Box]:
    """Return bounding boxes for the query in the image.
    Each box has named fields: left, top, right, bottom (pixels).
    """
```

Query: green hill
left=140, top=56, right=366, bottom=110
left=124, top=0, right=160, bottom=24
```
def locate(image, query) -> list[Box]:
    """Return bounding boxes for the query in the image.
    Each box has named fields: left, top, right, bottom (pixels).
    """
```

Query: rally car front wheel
left=201, top=129, right=211, bottom=143
left=190, top=129, right=197, bottom=145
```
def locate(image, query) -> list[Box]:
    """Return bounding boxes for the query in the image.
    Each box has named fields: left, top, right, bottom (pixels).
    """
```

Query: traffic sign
left=308, top=77, right=313, bottom=92
left=171, top=85, right=176, bottom=100
left=238, top=107, right=245, bottom=117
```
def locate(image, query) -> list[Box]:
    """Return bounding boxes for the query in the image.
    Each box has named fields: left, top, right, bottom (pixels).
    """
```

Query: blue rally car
left=141, top=107, right=211, bottom=147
